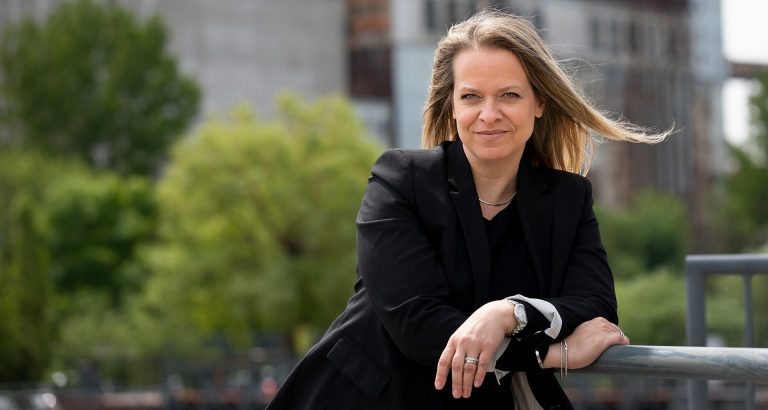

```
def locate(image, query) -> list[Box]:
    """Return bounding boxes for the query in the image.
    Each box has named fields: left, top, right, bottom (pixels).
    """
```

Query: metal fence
left=686, top=254, right=768, bottom=410
left=577, top=254, right=768, bottom=409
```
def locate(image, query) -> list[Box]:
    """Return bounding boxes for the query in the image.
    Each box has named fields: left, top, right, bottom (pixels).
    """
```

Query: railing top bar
left=685, top=254, right=768, bottom=274
left=580, top=345, right=768, bottom=382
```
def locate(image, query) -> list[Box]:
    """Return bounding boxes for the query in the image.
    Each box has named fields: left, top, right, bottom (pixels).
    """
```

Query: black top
left=484, top=198, right=552, bottom=377
left=484, top=198, right=540, bottom=300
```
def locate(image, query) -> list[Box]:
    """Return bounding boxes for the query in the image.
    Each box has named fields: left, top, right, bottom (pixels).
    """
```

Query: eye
left=502, top=92, right=521, bottom=99
left=460, top=93, right=479, bottom=100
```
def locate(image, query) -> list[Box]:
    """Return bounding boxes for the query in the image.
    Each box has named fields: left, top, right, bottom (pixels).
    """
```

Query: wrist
left=503, top=299, right=527, bottom=336
left=494, top=300, right=517, bottom=336
left=542, top=341, right=561, bottom=368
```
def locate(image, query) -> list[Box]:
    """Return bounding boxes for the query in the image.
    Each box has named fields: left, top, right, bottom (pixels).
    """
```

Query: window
left=425, top=0, right=436, bottom=31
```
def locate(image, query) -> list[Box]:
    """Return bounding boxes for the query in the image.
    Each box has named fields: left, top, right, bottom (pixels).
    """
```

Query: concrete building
left=0, top=0, right=347, bottom=121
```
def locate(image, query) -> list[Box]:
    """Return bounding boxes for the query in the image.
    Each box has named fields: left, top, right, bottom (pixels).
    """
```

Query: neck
left=463, top=149, right=521, bottom=204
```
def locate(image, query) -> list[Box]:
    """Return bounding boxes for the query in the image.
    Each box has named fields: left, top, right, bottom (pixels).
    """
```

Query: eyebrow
left=455, top=85, right=524, bottom=93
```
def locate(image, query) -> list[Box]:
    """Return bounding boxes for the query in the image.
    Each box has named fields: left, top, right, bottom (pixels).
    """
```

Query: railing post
left=685, top=257, right=707, bottom=410
left=684, top=254, right=768, bottom=410
left=744, top=273, right=755, bottom=410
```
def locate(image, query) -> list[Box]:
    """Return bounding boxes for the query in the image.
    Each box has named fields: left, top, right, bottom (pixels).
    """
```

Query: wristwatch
left=506, top=299, right=527, bottom=336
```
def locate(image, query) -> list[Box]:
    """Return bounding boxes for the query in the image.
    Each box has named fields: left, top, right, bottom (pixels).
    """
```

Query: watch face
left=515, top=303, right=527, bottom=327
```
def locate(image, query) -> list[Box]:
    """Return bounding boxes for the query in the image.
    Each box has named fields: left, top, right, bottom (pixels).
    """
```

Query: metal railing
left=575, top=254, right=768, bottom=409
left=580, top=344, right=768, bottom=382
left=686, top=254, right=768, bottom=410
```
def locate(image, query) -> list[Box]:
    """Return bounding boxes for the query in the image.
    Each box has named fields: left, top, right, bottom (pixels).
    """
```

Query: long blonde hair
left=422, top=9, right=670, bottom=175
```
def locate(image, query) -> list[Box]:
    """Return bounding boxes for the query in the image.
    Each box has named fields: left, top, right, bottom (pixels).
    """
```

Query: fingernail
left=435, top=381, right=442, bottom=389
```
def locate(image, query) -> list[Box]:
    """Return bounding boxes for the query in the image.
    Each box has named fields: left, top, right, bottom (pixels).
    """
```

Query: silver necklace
left=478, top=192, right=516, bottom=207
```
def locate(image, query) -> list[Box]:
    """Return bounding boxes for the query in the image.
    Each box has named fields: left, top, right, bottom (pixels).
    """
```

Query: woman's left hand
left=434, top=300, right=515, bottom=399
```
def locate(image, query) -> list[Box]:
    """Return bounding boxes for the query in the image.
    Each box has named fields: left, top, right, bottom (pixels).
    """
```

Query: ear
left=535, top=96, right=545, bottom=119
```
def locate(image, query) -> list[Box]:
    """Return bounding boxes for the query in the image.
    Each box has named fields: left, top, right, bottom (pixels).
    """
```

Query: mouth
left=474, top=130, right=508, bottom=140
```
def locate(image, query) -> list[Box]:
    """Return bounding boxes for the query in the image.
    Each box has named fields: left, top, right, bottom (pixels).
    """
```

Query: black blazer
left=267, top=140, right=617, bottom=410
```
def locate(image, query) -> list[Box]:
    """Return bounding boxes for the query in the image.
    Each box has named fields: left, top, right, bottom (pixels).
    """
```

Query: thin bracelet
left=563, top=339, right=568, bottom=379
left=534, top=348, right=545, bottom=369
left=559, top=341, right=564, bottom=381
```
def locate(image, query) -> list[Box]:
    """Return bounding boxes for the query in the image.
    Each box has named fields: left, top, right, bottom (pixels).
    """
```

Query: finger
left=435, top=344, right=455, bottom=390
left=451, top=350, right=465, bottom=398
left=461, top=353, right=478, bottom=398
left=618, top=331, right=630, bottom=344
left=604, top=330, right=630, bottom=348
left=473, top=350, right=492, bottom=388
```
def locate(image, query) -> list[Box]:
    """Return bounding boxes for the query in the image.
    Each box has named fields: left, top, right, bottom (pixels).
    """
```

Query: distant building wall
left=139, top=0, right=346, bottom=119
left=0, top=0, right=346, bottom=122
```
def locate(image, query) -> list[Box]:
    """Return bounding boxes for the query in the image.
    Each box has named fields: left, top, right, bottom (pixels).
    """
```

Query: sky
left=721, top=0, right=768, bottom=144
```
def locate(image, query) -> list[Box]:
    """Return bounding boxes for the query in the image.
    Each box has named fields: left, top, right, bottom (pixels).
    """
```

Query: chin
left=475, top=147, right=520, bottom=163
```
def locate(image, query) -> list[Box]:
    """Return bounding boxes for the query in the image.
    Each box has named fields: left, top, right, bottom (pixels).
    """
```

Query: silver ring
left=464, top=356, right=479, bottom=365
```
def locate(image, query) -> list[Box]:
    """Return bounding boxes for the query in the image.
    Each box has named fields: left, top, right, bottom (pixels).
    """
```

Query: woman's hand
left=434, top=300, right=516, bottom=399
left=543, top=317, right=630, bottom=370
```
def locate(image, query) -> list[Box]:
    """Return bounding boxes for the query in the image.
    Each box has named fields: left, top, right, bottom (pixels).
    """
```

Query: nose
left=478, top=100, right=502, bottom=123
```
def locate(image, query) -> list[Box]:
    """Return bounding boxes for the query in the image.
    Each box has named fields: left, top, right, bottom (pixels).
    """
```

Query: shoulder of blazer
left=523, top=163, right=592, bottom=200
left=369, top=145, right=449, bottom=196
left=372, top=145, right=446, bottom=175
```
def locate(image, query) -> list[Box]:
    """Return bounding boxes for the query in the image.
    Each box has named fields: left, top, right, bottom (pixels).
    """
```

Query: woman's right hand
left=543, top=317, right=630, bottom=369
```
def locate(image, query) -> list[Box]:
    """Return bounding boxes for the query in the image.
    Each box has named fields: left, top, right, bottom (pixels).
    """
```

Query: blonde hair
left=422, top=9, right=671, bottom=175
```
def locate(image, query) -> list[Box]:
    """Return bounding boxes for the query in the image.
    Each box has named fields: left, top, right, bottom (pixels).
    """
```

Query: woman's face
left=452, top=46, right=544, bottom=168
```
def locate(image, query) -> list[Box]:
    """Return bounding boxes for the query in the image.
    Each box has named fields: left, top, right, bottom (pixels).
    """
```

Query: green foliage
left=616, top=268, right=746, bottom=346
left=0, top=0, right=200, bottom=175
left=705, top=276, right=760, bottom=347
left=597, top=191, right=688, bottom=280
left=597, top=192, right=689, bottom=344
left=615, top=269, right=685, bottom=345
left=716, top=72, right=768, bottom=250
left=46, top=173, right=155, bottom=305
left=43, top=171, right=157, bottom=354
left=0, top=150, right=77, bottom=382
left=0, top=149, right=157, bottom=382
left=142, top=94, right=382, bottom=350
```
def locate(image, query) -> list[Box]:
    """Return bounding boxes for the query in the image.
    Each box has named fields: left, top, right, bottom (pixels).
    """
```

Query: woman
left=267, top=9, right=669, bottom=410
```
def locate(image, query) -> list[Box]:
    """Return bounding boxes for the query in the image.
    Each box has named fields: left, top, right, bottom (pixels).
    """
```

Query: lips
left=474, top=130, right=508, bottom=141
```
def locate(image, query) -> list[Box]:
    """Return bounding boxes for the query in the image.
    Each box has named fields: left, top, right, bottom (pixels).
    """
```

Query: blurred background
left=0, top=0, right=766, bottom=409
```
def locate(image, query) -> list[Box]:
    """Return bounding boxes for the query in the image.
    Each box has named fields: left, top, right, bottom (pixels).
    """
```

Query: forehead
left=452, top=46, right=530, bottom=88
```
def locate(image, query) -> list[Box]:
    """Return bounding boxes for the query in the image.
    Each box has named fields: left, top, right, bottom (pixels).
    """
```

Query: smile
left=474, top=130, right=508, bottom=141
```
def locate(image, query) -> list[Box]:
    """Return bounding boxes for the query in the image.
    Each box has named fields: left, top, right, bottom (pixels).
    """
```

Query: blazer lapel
left=445, top=141, right=491, bottom=309
left=516, top=161, right=554, bottom=296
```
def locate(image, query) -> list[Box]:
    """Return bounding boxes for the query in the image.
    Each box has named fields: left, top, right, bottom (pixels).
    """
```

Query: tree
left=596, top=192, right=691, bottom=345
left=596, top=191, right=688, bottom=280
left=142, top=94, right=382, bottom=352
left=0, top=148, right=158, bottom=382
left=0, top=150, right=74, bottom=382
left=0, top=0, right=199, bottom=175
left=45, top=173, right=155, bottom=306
left=717, top=72, right=768, bottom=250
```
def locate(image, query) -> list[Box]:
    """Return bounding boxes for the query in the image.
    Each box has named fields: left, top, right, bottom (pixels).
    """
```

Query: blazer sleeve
left=356, top=149, right=466, bottom=367
left=497, top=177, right=617, bottom=371
left=546, top=177, right=617, bottom=332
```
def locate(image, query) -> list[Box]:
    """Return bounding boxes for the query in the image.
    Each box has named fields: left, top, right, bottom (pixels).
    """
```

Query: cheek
left=453, top=106, right=476, bottom=125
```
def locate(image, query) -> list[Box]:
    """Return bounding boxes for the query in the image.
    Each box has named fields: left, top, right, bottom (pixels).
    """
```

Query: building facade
left=0, top=0, right=346, bottom=121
